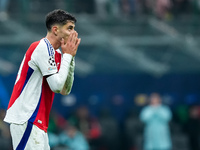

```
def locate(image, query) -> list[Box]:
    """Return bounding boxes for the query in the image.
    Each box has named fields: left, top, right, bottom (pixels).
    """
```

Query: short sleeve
left=29, top=39, right=58, bottom=76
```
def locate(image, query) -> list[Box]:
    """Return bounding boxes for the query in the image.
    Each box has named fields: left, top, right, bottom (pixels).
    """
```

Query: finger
left=75, top=31, right=78, bottom=38
left=75, top=37, right=79, bottom=45
left=72, top=32, right=77, bottom=43
left=72, top=32, right=77, bottom=44
left=78, top=38, right=81, bottom=45
left=72, top=32, right=76, bottom=43
left=75, top=32, right=79, bottom=44
left=75, top=38, right=81, bottom=48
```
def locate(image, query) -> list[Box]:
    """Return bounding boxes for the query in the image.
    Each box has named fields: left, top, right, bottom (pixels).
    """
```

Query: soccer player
left=3, top=9, right=81, bottom=150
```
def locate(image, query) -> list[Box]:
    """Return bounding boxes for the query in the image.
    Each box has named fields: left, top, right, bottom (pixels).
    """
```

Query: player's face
left=58, top=21, right=75, bottom=43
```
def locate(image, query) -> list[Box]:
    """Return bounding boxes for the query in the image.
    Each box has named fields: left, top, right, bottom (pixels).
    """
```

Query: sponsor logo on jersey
left=48, top=67, right=56, bottom=71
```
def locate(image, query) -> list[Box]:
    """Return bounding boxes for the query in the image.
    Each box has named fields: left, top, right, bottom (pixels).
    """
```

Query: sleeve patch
left=48, top=56, right=56, bottom=66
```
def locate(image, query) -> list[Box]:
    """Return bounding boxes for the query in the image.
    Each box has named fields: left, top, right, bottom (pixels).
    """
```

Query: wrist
left=63, top=53, right=73, bottom=64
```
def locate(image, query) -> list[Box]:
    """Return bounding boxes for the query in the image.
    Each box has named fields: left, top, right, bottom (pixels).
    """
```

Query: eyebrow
left=68, top=25, right=75, bottom=29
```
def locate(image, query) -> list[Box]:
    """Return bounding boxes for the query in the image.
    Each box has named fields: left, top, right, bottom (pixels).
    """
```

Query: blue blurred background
left=0, top=0, right=200, bottom=150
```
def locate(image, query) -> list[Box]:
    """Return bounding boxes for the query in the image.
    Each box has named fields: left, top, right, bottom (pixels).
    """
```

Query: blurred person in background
left=59, top=119, right=90, bottom=150
left=98, top=108, right=120, bottom=150
left=155, top=0, right=172, bottom=19
left=145, top=0, right=172, bottom=19
left=68, top=106, right=102, bottom=150
left=0, top=0, right=9, bottom=20
left=124, top=109, right=143, bottom=150
left=48, top=110, right=68, bottom=149
left=140, top=93, right=172, bottom=150
left=120, top=0, right=135, bottom=16
left=48, top=113, right=90, bottom=150
left=184, top=105, right=200, bottom=150
left=3, top=9, right=81, bottom=150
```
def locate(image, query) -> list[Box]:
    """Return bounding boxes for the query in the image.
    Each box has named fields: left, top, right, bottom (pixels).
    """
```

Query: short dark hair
left=45, top=9, right=76, bottom=31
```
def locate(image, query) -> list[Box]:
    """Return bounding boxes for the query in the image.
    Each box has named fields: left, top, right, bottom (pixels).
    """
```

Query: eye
left=67, top=25, right=74, bottom=31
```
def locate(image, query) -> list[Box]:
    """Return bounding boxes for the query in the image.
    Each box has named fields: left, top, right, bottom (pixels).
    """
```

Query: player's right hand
left=61, top=31, right=81, bottom=56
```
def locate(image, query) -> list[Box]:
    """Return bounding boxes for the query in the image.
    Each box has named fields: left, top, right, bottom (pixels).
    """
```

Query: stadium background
left=0, top=0, right=200, bottom=150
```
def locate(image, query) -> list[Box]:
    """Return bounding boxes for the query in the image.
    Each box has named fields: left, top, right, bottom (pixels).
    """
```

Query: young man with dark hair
left=4, top=9, right=81, bottom=150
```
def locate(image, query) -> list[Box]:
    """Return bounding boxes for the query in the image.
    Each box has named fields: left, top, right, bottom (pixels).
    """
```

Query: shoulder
left=31, top=39, right=51, bottom=57
left=141, top=106, right=151, bottom=113
left=160, top=105, right=171, bottom=113
left=26, top=41, right=40, bottom=54
left=36, top=39, right=49, bottom=52
left=27, top=39, right=46, bottom=53
left=161, top=105, right=170, bottom=110
left=30, top=41, right=40, bottom=48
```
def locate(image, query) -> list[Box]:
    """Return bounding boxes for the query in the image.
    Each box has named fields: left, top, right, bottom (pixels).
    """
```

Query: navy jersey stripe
left=28, top=93, right=41, bottom=123
left=44, top=38, right=54, bottom=56
left=44, top=38, right=51, bottom=56
left=15, top=87, right=42, bottom=149
left=20, top=67, right=34, bottom=95
left=16, top=121, right=33, bottom=150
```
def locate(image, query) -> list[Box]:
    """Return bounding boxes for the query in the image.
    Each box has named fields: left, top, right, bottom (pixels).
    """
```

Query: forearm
left=60, top=58, right=75, bottom=95
left=140, top=109, right=156, bottom=123
left=156, top=108, right=172, bottom=122
left=47, top=54, right=72, bottom=93
left=60, top=72, right=74, bottom=95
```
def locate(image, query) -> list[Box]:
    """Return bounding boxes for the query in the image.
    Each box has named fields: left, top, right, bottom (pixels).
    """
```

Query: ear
left=52, top=25, right=59, bottom=36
